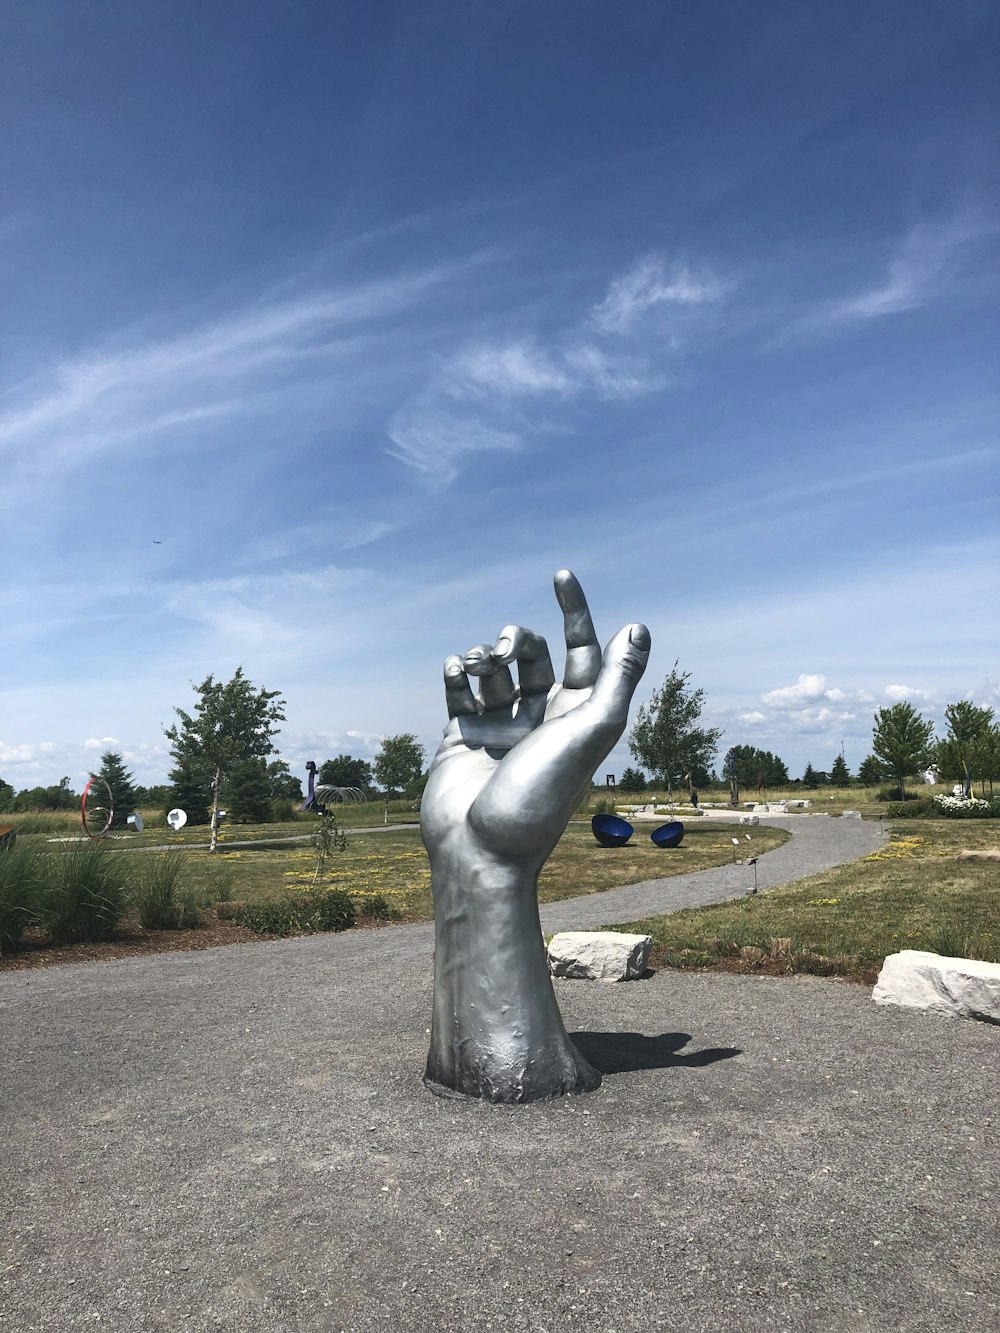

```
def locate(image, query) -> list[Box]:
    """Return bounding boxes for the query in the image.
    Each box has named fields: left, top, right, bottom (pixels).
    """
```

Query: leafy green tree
left=13, top=777, right=77, bottom=811
left=857, top=755, right=884, bottom=786
left=373, top=734, right=425, bottom=798
left=723, top=745, right=789, bottom=790
left=165, top=758, right=212, bottom=826
left=618, top=766, right=647, bottom=793
left=801, top=763, right=821, bottom=788
left=225, top=759, right=274, bottom=823
left=319, top=755, right=373, bottom=791
left=935, top=700, right=997, bottom=796
left=164, top=667, right=286, bottom=852
left=134, top=783, right=172, bottom=809
left=628, top=662, right=722, bottom=797
left=267, top=760, right=303, bottom=801
left=829, top=754, right=852, bottom=787
left=0, top=778, right=14, bottom=811
left=871, top=702, right=935, bottom=800
left=94, top=751, right=138, bottom=829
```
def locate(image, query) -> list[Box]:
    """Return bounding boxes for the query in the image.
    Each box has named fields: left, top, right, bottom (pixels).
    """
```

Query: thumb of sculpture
left=589, top=623, right=652, bottom=717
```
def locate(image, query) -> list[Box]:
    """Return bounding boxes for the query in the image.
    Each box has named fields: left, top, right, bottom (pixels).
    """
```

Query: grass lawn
left=611, top=817, right=1000, bottom=983
left=1, top=816, right=789, bottom=969
left=181, top=818, right=790, bottom=918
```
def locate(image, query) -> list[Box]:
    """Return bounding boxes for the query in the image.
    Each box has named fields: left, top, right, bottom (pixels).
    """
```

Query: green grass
left=611, top=818, right=1000, bottom=980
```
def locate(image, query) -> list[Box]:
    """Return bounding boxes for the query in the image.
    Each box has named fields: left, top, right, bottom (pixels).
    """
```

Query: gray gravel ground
left=2, top=816, right=997, bottom=1333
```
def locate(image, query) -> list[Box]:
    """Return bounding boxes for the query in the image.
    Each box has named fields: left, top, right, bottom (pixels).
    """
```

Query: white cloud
left=761, top=673, right=833, bottom=708
left=788, top=214, right=996, bottom=338
left=0, top=742, right=35, bottom=763
left=0, top=259, right=469, bottom=492
left=449, top=341, right=573, bottom=397
left=590, top=253, right=728, bottom=334
left=740, top=710, right=766, bottom=724
left=83, top=736, right=119, bottom=750
left=883, top=683, right=934, bottom=702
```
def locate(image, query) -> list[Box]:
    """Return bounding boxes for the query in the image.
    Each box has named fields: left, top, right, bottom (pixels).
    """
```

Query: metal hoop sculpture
left=300, top=760, right=367, bottom=812
left=81, top=774, right=114, bottom=839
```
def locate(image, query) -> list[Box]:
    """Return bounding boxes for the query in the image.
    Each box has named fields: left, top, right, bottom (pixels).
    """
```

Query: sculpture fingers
left=554, top=569, right=602, bottom=689
left=588, top=623, right=652, bottom=721
left=462, top=644, right=517, bottom=712
left=492, top=625, right=556, bottom=697
left=444, top=654, right=480, bottom=718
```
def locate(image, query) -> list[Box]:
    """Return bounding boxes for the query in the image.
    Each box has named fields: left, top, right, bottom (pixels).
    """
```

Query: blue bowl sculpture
left=591, top=814, right=635, bottom=848
left=650, top=820, right=684, bottom=849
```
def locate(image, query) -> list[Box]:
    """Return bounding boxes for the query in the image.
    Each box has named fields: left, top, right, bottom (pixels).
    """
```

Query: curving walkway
left=541, top=812, right=886, bottom=931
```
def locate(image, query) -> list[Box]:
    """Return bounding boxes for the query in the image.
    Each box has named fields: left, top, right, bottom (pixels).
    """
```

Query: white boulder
left=872, top=950, right=1000, bottom=1024
left=547, top=931, right=652, bottom=983
left=739, top=814, right=759, bottom=826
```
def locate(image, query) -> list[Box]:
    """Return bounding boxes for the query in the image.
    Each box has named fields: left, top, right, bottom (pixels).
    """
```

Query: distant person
left=690, top=785, right=698, bottom=807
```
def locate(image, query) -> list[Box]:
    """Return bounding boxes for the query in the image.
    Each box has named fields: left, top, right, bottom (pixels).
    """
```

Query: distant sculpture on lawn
left=420, top=569, right=650, bottom=1102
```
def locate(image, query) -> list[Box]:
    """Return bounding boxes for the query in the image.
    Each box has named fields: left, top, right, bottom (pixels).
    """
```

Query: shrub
left=0, top=843, right=43, bottom=953
left=932, top=794, right=1000, bottom=819
left=358, top=893, right=401, bottom=922
left=885, top=798, right=936, bottom=818
left=271, top=797, right=298, bottom=822
left=133, top=855, right=204, bottom=930
left=235, top=889, right=355, bottom=937
left=877, top=786, right=924, bottom=802
left=38, top=843, right=131, bottom=944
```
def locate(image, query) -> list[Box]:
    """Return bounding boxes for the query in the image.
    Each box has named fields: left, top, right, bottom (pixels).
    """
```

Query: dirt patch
left=0, top=909, right=417, bottom=973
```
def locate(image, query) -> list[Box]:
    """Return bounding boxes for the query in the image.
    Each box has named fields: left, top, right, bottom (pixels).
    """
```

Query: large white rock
left=547, top=931, right=652, bottom=983
left=872, top=950, right=1000, bottom=1024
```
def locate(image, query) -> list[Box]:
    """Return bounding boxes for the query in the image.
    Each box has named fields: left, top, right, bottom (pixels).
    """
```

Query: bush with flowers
left=932, top=794, right=1000, bottom=818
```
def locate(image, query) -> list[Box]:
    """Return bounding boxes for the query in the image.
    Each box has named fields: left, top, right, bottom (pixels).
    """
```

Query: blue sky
left=2, top=0, right=998, bottom=792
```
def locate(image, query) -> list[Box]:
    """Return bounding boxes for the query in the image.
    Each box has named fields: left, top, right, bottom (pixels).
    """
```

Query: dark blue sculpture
left=591, top=813, right=635, bottom=847
left=650, top=820, right=684, bottom=848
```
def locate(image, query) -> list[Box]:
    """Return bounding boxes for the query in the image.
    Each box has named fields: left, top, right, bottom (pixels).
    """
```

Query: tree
left=267, top=760, right=303, bottom=802
left=94, top=751, right=138, bottom=829
left=164, top=667, right=286, bottom=852
left=224, top=759, right=273, bottom=824
left=857, top=755, right=883, bottom=786
left=829, top=754, right=852, bottom=787
left=134, top=783, right=172, bottom=809
left=374, top=734, right=425, bottom=798
left=935, top=701, right=997, bottom=796
left=871, top=702, right=935, bottom=799
left=628, top=662, right=722, bottom=796
left=801, top=763, right=821, bottom=788
left=166, top=757, right=211, bottom=826
left=319, top=755, right=373, bottom=791
left=0, top=778, right=14, bottom=811
left=14, top=777, right=77, bottom=811
left=723, top=745, right=789, bottom=791
left=618, top=766, right=647, bottom=793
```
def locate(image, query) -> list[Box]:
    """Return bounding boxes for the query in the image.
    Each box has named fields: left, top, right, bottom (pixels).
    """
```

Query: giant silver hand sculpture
left=421, top=570, right=651, bottom=1102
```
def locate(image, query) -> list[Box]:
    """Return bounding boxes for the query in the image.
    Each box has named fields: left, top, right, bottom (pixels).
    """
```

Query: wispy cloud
left=387, top=248, right=729, bottom=480
left=589, top=253, right=728, bottom=334
left=786, top=214, right=996, bottom=339
left=0, top=259, right=470, bottom=487
left=883, top=683, right=934, bottom=702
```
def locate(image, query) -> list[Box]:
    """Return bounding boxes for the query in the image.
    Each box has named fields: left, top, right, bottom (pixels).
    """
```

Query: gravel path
left=3, top=815, right=997, bottom=1333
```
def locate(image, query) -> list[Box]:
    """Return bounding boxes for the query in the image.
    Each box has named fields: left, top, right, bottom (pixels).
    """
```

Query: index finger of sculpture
left=444, top=654, right=480, bottom=718
left=554, top=569, right=602, bottom=689
left=492, top=625, right=556, bottom=697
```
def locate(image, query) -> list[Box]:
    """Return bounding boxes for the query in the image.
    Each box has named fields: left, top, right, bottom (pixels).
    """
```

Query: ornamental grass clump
left=38, top=843, right=131, bottom=944
left=0, top=843, right=44, bottom=953
left=133, top=854, right=204, bottom=930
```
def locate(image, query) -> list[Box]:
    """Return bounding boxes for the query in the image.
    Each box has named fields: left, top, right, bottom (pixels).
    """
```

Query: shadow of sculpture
left=569, top=1030, right=742, bottom=1075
